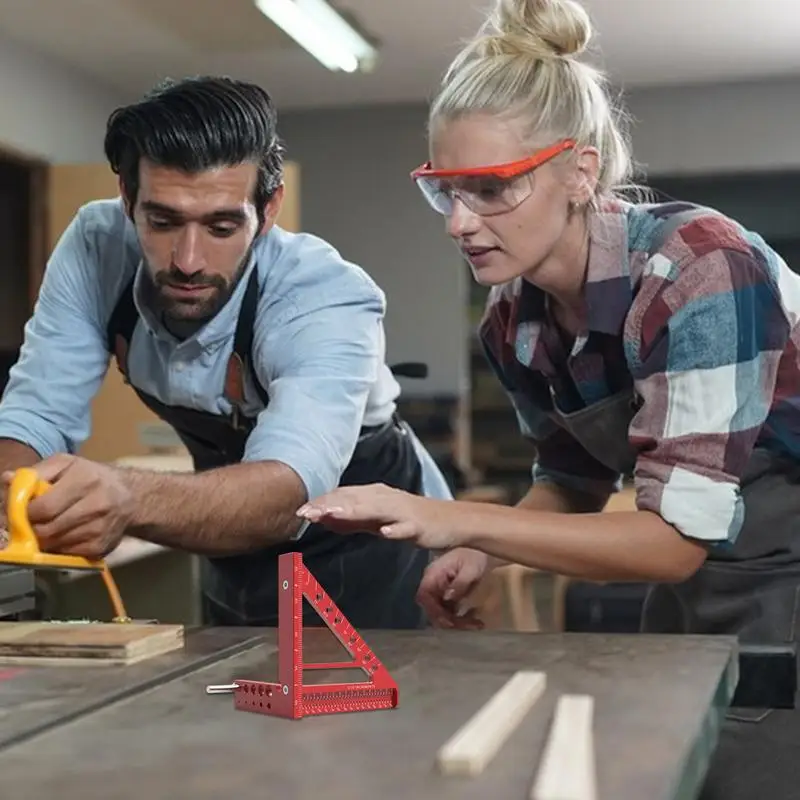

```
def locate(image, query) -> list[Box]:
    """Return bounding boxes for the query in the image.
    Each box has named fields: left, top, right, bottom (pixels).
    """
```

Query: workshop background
left=1, top=0, right=799, bottom=630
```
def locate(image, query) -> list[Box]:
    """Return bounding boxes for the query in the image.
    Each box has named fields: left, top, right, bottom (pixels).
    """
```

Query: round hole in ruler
left=325, top=607, right=332, bottom=614
left=316, top=593, right=322, bottom=601
left=335, top=615, right=342, bottom=624
left=282, top=580, right=289, bottom=590
left=266, top=687, right=273, bottom=697
left=283, top=685, right=289, bottom=695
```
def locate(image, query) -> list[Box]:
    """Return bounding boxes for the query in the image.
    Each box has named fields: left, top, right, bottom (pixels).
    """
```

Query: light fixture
left=254, top=0, right=378, bottom=73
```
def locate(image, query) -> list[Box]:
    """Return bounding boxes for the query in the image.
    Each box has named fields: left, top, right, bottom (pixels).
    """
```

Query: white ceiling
left=1, top=0, right=800, bottom=109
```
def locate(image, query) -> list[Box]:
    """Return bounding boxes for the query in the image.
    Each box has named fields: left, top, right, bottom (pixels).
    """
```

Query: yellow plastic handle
left=4, top=467, right=130, bottom=622
left=6, top=467, right=53, bottom=555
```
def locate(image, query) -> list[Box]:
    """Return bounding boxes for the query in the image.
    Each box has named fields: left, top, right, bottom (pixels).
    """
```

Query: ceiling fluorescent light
left=254, top=0, right=378, bottom=73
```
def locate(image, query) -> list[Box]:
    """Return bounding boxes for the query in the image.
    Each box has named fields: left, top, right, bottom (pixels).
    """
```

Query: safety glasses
left=410, top=139, right=575, bottom=217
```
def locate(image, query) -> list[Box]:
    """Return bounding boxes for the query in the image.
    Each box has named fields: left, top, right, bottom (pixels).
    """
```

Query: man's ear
left=119, top=177, right=133, bottom=219
left=259, top=183, right=285, bottom=235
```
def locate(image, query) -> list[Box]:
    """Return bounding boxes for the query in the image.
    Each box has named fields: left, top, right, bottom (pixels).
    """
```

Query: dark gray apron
left=548, top=386, right=800, bottom=646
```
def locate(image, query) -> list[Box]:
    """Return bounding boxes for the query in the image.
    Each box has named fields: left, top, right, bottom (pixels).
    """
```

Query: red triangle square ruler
left=212, top=552, right=399, bottom=719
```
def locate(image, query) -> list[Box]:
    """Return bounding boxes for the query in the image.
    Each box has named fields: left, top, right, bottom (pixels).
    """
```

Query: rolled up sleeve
left=629, top=245, right=790, bottom=545
left=242, top=271, right=386, bottom=503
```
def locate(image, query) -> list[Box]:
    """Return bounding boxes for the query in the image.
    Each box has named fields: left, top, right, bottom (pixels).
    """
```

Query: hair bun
left=480, top=0, right=593, bottom=60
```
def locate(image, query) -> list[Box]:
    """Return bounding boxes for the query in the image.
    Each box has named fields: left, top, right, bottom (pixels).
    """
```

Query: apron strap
left=226, top=267, right=269, bottom=408
left=228, top=268, right=269, bottom=406
left=106, top=276, right=137, bottom=381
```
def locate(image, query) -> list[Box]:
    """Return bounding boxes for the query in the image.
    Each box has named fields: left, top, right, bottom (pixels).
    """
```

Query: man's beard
left=149, top=245, right=255, bottom=326
left=151, top=267, right=230, bottom=323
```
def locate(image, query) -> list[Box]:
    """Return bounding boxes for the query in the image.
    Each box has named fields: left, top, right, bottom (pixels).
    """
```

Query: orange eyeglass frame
left=410, top=139, right=576, bottom=182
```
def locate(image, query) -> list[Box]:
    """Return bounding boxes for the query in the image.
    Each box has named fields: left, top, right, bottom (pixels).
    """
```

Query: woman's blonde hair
left=429, top=0, right=636, bottom=196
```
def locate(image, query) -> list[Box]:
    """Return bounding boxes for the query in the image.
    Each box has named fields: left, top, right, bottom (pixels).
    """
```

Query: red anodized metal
left=231, top=552, right=399, bottom=719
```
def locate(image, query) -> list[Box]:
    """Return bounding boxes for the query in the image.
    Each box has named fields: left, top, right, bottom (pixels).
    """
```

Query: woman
left=298, top=0, right=800, bottom=646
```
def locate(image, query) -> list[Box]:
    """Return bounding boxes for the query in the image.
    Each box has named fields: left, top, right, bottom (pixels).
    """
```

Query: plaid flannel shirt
left=478, top=197, right=800, bottom=545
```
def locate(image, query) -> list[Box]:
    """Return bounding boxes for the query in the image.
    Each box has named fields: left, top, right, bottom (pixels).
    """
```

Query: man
left=0, top=75, right=451, bottom=629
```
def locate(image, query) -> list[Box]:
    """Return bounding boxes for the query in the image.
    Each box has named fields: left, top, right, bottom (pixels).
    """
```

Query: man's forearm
left=121, top=460, right=308, bottom=555
left=0, top=439, right=42, bottom=515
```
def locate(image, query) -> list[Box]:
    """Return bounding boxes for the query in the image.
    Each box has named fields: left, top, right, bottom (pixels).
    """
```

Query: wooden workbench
left=0, top=627, right=263, bottom=750
left=0, top=628, right=737, bottom=799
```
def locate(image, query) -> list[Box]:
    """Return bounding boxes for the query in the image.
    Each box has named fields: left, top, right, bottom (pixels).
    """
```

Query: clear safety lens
left=414, top=172, right=534, bottom=217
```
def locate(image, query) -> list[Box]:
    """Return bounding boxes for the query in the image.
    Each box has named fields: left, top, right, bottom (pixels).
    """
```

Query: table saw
left=0, top=626, right=738, bottom=800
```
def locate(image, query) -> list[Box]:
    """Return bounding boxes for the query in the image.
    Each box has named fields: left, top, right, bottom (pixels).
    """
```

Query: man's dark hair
left=104, top=75, right=285, bottom=225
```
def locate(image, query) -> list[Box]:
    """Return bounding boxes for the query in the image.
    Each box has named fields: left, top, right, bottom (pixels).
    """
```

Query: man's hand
left=1, top=454, right=133, bottom=559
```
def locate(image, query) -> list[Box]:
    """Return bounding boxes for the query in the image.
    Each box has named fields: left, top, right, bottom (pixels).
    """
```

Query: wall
left=5, top=28, right=798, bottom=175
left=0, top=31, right=120, bottom=162
left=649, top=172, right=800, bottom=240
left=626, top=76, right=800, bottom=177
left=279, top=104, right=468, bottom=398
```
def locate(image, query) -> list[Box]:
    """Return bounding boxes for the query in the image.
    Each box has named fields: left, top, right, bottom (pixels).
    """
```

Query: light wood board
left=437, top=670, right=547, bottom=776
left=531, top=694, right=597, bottom=800
left=0, top=622, right=185, bottom=666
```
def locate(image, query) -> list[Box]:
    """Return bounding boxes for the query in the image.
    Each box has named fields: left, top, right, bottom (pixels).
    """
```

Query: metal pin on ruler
left=205, top=683, right=239, bottom=695
left=206, top=552, right=398, bottom=718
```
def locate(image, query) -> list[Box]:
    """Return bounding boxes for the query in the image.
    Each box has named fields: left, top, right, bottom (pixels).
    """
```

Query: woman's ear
left=570, top=146, right=600, bottom=205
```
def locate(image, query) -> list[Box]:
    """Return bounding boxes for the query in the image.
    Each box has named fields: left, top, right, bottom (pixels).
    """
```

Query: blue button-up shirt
left=0, top=198, right=451, bottom=502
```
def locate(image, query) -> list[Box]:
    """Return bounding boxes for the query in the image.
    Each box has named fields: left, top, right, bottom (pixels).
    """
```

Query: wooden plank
left=437, top=670, right=547, bottom=777
left=531, top=694, right=597, bottom=800
left=0, top=622, right=184, bottom=666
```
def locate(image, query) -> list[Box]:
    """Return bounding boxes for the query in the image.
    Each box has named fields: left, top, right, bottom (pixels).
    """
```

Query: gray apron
left=548, top=386, right=800, bottom=646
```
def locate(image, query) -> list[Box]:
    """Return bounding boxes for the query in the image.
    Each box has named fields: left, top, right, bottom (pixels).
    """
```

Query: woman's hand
left=296, top=483, right=463, bottom=550
left=416, top=548, right=491, bottom=629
